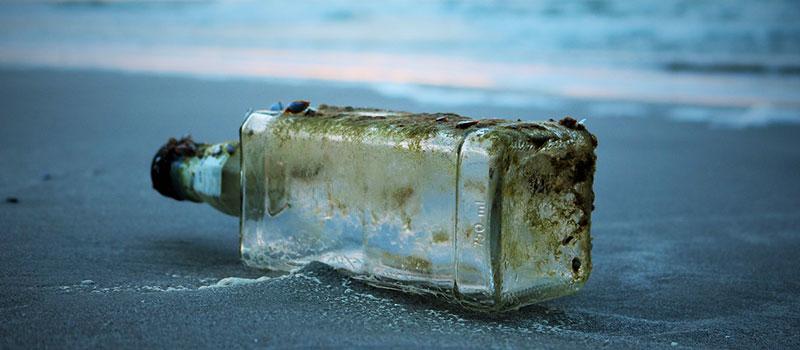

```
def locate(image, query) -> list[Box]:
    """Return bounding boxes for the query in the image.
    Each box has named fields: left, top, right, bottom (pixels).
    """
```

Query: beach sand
left=0, top=68, right=798, bottom=348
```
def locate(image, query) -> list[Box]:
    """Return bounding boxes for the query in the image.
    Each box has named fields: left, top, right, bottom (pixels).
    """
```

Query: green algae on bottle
left=151, top=102, right=597, bottom=312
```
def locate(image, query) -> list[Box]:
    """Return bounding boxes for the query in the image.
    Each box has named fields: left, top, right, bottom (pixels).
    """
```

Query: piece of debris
left=285, top=100, right=310, bottom=114
left=455, top=120, right=479, bottom=129
left=559, top=116, right=586, bottom=130
left=269, top=101, right=284, bottom=111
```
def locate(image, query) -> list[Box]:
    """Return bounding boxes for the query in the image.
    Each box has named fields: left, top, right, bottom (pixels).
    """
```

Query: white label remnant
left=192, top=155, right=227, bottom=198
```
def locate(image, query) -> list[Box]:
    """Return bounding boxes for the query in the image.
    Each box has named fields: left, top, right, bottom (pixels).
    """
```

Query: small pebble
left=671, top=342, right=678, bottom=346
left=80, top=280, right=95, bottom=285
left=5, top=197, right=19, bottom=204
left=285, top=100, right=310, bottom=114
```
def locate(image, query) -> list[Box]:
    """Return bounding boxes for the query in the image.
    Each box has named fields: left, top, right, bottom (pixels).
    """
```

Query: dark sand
left=1, top=68, right=798, bottom=348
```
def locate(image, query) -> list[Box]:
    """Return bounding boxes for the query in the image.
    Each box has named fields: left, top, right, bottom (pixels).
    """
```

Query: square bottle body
left=239, top=107, right=594, bottom=311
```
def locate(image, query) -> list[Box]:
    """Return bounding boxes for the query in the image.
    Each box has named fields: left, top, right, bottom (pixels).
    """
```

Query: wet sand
left=0, top=68, right=798, bottom=348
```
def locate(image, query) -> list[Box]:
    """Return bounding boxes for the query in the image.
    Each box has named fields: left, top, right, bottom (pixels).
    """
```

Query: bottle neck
left=151, top=137, right=241, bottom=217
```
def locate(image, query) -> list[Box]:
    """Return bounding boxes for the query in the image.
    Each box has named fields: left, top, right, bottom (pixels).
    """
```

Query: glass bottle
left=151, top=102, right=597, bottom=312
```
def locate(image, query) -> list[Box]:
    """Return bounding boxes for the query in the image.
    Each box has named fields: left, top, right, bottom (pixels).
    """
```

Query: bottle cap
left=151, top=136, right=199, bottom=201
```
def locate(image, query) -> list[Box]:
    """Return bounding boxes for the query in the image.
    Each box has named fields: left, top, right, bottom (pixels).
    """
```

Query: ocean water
left=1, top=0, right=799, bottom=126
